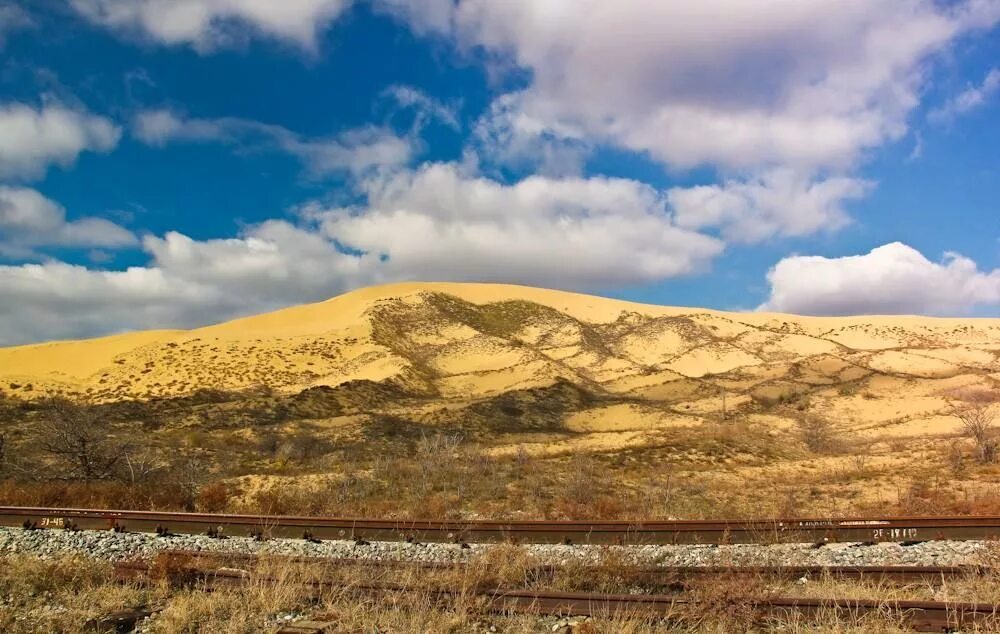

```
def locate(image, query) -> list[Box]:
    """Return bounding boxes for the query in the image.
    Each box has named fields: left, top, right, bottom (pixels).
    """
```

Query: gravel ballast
left=0, top=527, right=988, bottom=568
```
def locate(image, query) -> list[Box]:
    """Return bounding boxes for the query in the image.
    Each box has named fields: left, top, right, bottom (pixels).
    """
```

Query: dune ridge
left=2, top=282, right=998, bottom=408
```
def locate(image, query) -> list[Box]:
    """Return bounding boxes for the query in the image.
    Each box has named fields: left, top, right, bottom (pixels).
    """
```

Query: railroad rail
left=145, top=549, right=987, bottom=586
left=114, top=556, right=1000, bottom=632
left=6, top=506, right=1000, bottom=544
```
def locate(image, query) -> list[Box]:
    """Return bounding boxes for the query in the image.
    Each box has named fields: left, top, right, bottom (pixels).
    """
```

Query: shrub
left=951, top=389, right=999, bottom=464
left=33, top=398, right=131, bottom=481
left=796, top=415, right=842, bottom=454
left=196, top=481, right=233, bottom=512
left=947, top=439, right=967, bottom=477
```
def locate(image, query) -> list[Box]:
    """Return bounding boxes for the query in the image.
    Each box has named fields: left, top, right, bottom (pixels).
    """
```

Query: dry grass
left=2, top=374, right=1000, bottom=528
left=10, top=550, right=1000, bottom=633
left=4, top=288, right=1000, bottom=629
left=1, top=286, right=999, bottom=523
left=0, top=555, right=157, bottom=633
left=10, top=424, right=1000, bottom=524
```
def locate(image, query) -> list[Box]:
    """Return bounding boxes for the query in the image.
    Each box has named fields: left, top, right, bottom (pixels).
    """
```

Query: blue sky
left=0, top=0, right=998, bottom=345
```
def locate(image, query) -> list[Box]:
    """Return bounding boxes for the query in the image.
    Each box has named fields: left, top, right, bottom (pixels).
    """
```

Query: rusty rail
left=503, top=593, right=998, bottom=632
left=5, top=505, right=1000, bottom=544
left=114, top=557, right=999, bottom=632
left=141, top=548, right=987, bottom=586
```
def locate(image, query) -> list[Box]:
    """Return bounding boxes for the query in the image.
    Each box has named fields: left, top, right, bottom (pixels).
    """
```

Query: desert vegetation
left=8, top=542, right=1000, bottom=633
left=1, top=284, right=1000, bottom=632
left=1, top=377, right=999, bottom=521
left=951, top=389, right=999, bottom=464
left=0, top=551, right=967, bottom=633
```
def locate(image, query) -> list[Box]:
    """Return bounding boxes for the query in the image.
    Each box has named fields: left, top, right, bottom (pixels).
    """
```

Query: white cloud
left=8, top=1, right=998, bottom=342
left=132, top=109, right=225, bottom=145
left=0, top=186, right=137, bottom=258
left=101, top=0, right=990, bottom=173
left=374, top=1, right=1000, bottom=242
left=906, top=132, right=925, bottom=162
left=471, top=92, right=590, bottom=178
left=380, top=0, right=1000, bottom=174
left=668, top=170, right=872, bottom=243
left=70, top=0, right=353, bottom=52
left=282, top=126, right=413, bottom=178
left=759, top=242, right=1000, bottom=316
left=955, top=0, right=1000, bottom=30
left=0, top=103, right=121, bottom=180
left=0, top=223, right=364, bottom=345
left=132, top=109, right=413, bottom=177
left=0, top=165, right=724, bottom=344
left=315, top=162, right=723, bottom=288
left=929, top=68, right=1000, bottom=122
left=373, top=0, right=455, bottom=36
left=0, top=3, right=33, bottom=47
left=384, top=85, right=461, bottom=131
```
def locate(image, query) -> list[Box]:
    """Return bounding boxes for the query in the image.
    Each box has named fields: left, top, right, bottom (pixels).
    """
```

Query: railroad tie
left=83, top=606, right=155, bottom=634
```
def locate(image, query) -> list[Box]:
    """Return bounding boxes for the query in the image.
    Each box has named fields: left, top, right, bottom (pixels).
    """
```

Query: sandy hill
left=2, top=282, right=999, bottom=447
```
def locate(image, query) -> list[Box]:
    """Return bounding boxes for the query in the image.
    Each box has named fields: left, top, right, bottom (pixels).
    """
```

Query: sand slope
left=1, top=282, right=998, bottom=442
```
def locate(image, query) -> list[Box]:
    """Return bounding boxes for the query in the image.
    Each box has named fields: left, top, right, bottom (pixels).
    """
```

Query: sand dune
left=1, top=282, right=998, bottom=446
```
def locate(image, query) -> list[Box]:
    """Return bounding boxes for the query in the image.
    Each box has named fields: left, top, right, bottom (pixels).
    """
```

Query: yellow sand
left=867, top=350, right=962, bottom=378
left=486, top=430, right=654, bottom=458
left=666, top=343, right=762, bottom=378
left=0, top=329, right=181, bottom=381
left=564, top=403, right=701, bottom=432
left=1, top=283, right=998, bottom=434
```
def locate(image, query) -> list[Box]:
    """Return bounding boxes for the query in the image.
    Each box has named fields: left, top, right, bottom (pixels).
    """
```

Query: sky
left=0, top=0, right=998, bottom=346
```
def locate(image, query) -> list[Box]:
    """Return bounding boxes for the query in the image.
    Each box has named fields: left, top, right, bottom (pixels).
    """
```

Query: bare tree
left=947, top=439, right=967, bottom=476
left=164, top=454, right=207, bottom=511
left=121, top=446, right=164, bottom=485
left=276, top=430, right=332, bottom=464
left=797, top=415, right=841, bottom=454
left=951, top=389, right=998, bottom=464
left=415, top=431, right=463, bottom=494
left=35, top=399, right=130, bottom=480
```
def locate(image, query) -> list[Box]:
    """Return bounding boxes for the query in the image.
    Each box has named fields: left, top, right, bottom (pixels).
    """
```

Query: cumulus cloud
left=668, top=170, right=872, bottom=243
left=929, top=68, right=1000, bottom=122
left=69, top=0, right=353, bottom=52
left=373, top=0, right=455, bottom=36
left=471, top=92, right=590, bottom=178
left=315, top=162, right=723, bottom=288
left=0, top=186, right=137, bottom=258
left=0, top=223, right=363, bottom=345
left=285, top=126, right=413, bottom=178
left=0, top=103, right=121, bottom=180
left=380, top=0, right=999, bottom=174
left=374, top=1, right=999, bottom=241
left=8, top=0, right=999, bottom=342
left=759, top=242, right=1000, bottom=316
left=955, top=0, right=1000, bottom=30
left=0, top=165, right=723, bottom=344
left=100, top=1, right=997, bottom=169
left=68, top=1, right=1000, bottom=252
left=132, top=109, right=413, bottom=177
left=132, top=109, right=225, bottom=145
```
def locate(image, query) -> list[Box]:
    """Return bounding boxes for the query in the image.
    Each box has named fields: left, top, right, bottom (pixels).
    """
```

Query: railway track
left=6, top=505, right=1000, bottom=544
left=113, top=554, right=1000, bottom=632
left=139, top=548, right=989, bottom=586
